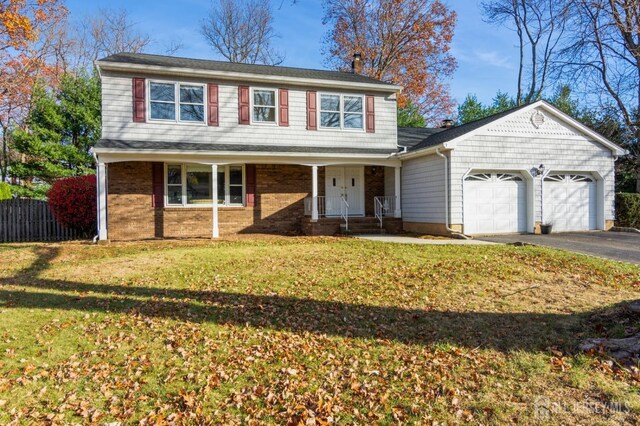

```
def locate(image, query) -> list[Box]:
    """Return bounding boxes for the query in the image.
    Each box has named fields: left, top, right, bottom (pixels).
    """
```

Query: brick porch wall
left=106, top=162, right=311, bottom=240
left=107, top=162, right=384, bottom=241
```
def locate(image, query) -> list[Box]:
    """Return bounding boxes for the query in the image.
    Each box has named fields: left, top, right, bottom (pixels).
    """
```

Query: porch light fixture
left=531, top=164, right=545, bottom=177
left=371, top=166, right=377, bottom=175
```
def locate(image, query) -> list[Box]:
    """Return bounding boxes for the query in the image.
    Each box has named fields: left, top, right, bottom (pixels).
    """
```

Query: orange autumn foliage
left=323, top=0, right=457, bottom=122
left=0, top=0, right=64, bottom=51
left=1, top=0, right=67, bottom=180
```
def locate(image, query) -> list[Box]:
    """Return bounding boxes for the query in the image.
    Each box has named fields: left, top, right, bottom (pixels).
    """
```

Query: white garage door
left=464, top=173, right=527, bottom=234
left=543, top=174, right=597, bottom=232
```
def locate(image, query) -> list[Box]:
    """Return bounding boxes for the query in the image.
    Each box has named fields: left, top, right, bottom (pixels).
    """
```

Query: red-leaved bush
left=48, top=175, right=97, bottom=235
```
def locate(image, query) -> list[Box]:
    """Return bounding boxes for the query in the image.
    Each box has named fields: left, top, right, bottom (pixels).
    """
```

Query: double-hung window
left=149, top=82, right=205, bottom=123
left=252, top=89, right=276, bottom=123
left=165, top=164, right=245, bottom=207
left=319, top=93, right=364, bottom=130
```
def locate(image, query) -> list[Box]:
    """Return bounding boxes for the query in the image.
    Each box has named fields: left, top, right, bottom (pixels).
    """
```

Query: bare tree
left=200, top=0, right=284, bottom=65
left=559, top=0, right=639, bottom=190
left=64, top=8, right=151, bottom=72
left=482, top=0, right=569, bottom=105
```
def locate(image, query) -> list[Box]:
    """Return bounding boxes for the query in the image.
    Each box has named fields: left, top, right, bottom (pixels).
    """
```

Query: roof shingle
left=97, top=52, right=397, bottom=88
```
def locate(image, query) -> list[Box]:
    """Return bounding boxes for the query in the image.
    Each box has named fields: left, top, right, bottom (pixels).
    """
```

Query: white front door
left=543, top=174, right=597, bottom=232
left=325, top=166, right=364, bottom=216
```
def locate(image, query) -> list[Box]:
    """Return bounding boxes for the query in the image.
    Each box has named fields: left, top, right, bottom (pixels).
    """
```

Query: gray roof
left=401, top=103, right=533, bottom=153
left=94, top=139, right=398, bottom=156
left=397, top=127, right=445, bottom=149
left=97, top=53, right=396, bottom=88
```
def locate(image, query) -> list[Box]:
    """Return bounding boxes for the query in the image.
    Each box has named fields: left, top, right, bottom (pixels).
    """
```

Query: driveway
left=478, top=231, right=640, bottom=265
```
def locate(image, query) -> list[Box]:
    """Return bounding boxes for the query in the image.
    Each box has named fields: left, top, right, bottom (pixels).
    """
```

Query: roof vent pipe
left=440, top=119, right=454, bottom=129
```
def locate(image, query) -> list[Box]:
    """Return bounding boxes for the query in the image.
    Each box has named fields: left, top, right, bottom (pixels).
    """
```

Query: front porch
left=97, top=160, right=402, bottom=241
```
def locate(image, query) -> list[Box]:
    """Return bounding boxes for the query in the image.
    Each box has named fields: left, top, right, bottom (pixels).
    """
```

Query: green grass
left=0, top=237, right=639, bottom=424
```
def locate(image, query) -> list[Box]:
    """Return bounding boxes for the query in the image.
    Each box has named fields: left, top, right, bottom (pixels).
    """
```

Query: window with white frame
left=319, top=93, right=364, bottom=130
left=149, top=82, right=205, bottom=123
left=252, top=89, right=276, bottom=123
left=165, top=164, right=245, bottom=207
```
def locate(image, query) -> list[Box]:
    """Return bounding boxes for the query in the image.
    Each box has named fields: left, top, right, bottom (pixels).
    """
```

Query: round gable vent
left=531, top=111, right=545, bottom=129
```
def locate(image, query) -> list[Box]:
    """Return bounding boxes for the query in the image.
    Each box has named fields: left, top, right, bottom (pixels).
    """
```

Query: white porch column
left=211, top=164, right=219, bottom=238
left=97, top=162, right=108, bottom=241
left=394, top=166, right=402, bottom=218
left=311, top=165, right=319, bottom=222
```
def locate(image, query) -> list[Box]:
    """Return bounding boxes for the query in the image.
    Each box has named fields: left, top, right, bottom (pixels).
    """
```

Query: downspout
left=436, top=148, right=469, bottom=239
left=91, top=148, right=100, bottom=244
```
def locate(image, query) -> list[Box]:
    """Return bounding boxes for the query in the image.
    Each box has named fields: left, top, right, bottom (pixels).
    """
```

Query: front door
left=325, top=166, right=364, bottom=216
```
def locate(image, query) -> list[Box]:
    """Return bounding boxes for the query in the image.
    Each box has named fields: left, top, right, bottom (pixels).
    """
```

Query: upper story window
left=149, top=81, right=205, bottom=123
left=252, top=89, right=276, bottom=123
left=319, top=93, right=364, bottom=130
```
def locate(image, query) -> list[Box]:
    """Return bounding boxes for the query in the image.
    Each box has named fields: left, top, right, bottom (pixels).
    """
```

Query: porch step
left=340, top=218, right=387, bottom=235
left=302, top=216, right=402, bottom=236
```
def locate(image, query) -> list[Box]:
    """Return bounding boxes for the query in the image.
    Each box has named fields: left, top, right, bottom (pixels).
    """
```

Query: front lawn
left=0, top=237, right=639, bottom=424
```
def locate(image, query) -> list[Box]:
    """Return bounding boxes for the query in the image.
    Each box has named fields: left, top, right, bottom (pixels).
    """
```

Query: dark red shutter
left=306, top=91, right=317, bottom=130
left=245, top=164, right=256, bottom=207
left=207, top=83, right=219, bottom=126
left=365, top=95, right=375, bottom=133
left=238, top=85, right=250, bottom=124
left=132, top=78, right=146, bottom=122
left=278, top=88, right=289, bottom=127
left=151, top=162, right=164, bottom=207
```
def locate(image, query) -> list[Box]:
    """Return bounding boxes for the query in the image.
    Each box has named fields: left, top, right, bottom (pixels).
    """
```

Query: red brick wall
left=107, top=162, right=319, bottom=240
left=364, top=166, right=385, bottom=216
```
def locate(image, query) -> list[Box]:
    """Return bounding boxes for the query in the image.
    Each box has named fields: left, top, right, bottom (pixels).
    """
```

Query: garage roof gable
left=400, top=100, right=628, bottom=158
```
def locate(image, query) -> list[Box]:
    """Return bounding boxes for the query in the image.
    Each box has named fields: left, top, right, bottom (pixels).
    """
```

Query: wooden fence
left=0, top=198, right=81, bottom=243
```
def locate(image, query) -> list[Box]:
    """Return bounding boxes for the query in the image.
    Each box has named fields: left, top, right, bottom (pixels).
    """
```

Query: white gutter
left=397, top=142, right=452, bottom=160
left=435, top=148, right=468, bottom=239
left=96, top=61, right=402, bottom=93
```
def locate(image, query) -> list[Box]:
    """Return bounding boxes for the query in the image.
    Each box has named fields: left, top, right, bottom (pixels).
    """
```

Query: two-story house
left=93, top=53, right=626, bottom=241
left=93, top=53, right=404, bottom=240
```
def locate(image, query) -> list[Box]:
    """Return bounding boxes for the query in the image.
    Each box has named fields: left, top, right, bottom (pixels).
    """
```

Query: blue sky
left=65, top=0, right=519, bottom=106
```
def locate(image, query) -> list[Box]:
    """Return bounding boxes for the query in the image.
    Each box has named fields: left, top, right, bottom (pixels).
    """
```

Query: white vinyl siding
left=401, top=154, right=446, bottom=223
left=449, top=107, right=615, bottom=226
left=101, top=70, right=396, bottom=150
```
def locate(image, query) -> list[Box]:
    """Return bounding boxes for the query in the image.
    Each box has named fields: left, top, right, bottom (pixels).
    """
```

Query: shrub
left=48, top=175, right=96, bottom=235
left=0, top=182, right=11, bottom=200
left=615, top=193, right=640, bottom=229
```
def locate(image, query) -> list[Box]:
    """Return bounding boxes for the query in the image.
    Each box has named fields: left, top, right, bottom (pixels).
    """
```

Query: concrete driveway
left=478, top=231, right=640, bottom=265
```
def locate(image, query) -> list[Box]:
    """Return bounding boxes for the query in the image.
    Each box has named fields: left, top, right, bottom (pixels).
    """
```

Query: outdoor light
left=532, top=164, right=545, bottom=177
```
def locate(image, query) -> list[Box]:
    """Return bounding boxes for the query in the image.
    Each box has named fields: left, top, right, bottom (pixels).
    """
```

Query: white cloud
left=474, top=50, right=514, bottom=69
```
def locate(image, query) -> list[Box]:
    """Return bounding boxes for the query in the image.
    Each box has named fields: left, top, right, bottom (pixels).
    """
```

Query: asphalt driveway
left=478, top=231, right=640, bottom=265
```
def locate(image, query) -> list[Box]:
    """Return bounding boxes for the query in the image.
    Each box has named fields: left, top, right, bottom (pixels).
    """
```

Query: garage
left=463, top=172, right=528, bottom=234
left=543, top=174, right=597, bottom=232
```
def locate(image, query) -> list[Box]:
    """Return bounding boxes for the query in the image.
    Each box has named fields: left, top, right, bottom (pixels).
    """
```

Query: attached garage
left=543, top=174, right=597, bottom=232
left=398, top=100, right=627, bottom=237
left=463, top=172, right=527, bottom=234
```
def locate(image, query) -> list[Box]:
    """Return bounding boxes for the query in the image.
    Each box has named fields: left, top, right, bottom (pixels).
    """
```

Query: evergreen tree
left=397, top=101, right=426, bottom=128
left=10, top=72, right=101, bottom=186
left=457, top=92, right=515, bottom=124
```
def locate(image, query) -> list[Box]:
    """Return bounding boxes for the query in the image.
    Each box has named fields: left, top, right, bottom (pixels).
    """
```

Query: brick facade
left=107, top=162, right=385, bottom=241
